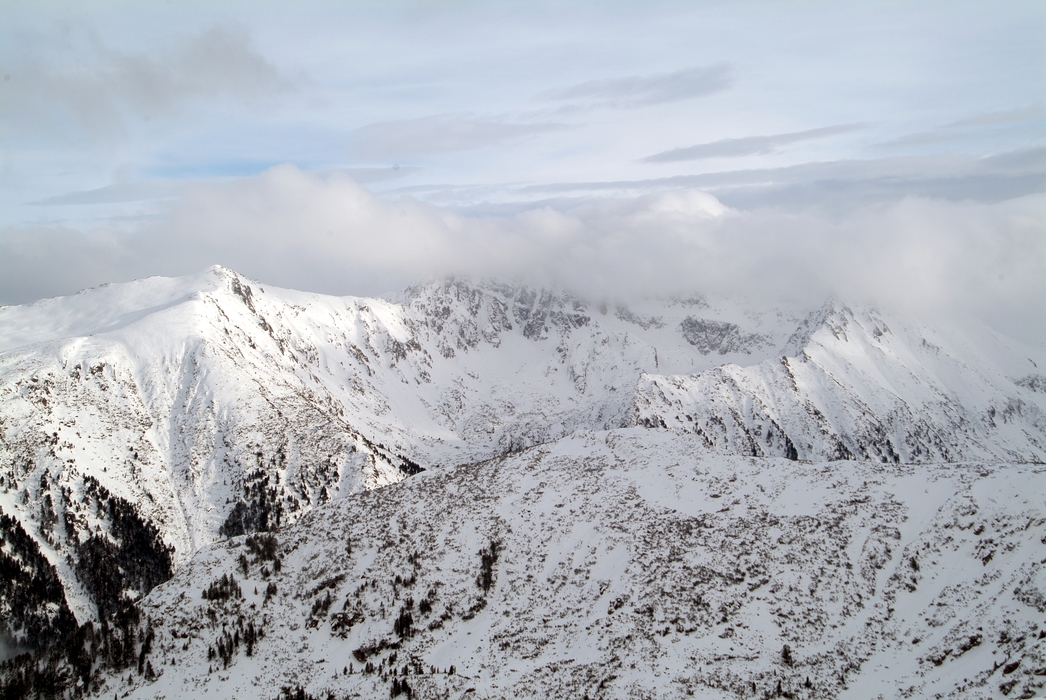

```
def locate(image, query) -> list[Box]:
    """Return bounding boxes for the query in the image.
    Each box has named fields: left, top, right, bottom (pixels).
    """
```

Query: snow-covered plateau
left=0, top=266, right=1043, bottom=699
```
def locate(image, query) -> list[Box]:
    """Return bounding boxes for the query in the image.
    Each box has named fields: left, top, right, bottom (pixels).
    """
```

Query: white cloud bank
left=2, top=165, right=1043, bottom=344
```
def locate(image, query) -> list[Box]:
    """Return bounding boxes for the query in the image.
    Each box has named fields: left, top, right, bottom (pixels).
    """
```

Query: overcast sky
left=1, top=1, right=1043, bottom=341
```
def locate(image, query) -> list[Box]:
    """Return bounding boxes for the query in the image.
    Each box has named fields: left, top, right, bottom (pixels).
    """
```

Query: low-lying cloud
left=3, top=164, right=1042, bottom=345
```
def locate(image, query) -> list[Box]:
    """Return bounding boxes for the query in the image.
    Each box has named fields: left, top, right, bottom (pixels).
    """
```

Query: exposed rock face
left=679, top=316, right=769, bottom=355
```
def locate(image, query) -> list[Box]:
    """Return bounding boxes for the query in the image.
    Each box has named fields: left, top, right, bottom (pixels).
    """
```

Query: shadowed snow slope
left=80, top=430, right=1046, bottom=699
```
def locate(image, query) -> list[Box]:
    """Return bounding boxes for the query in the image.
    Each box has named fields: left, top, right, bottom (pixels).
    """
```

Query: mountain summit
left=1, top=267, right=1043, bottom=699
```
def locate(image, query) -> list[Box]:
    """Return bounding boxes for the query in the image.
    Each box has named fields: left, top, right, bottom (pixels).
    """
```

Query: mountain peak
left=1, top=269, right=1045, bottom=699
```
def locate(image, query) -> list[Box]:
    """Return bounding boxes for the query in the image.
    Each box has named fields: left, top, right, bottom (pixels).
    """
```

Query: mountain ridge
left=0, top=267, right=1043, bottom=686
left=634, top=300, right=1046, bottom=463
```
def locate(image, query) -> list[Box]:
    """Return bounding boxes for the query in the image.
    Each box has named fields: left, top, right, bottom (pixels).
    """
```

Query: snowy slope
left=57, top=429, right=1046, bottom=700
left=634, top=301, right=1046, bottom=463
left=0, top=268, right=797, bottom=631
left=1, top=267, right=1043, bottom=644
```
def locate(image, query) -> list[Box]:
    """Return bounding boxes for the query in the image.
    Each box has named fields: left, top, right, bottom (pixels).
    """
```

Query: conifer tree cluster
left=220, top=469, right=283, bottom=538
left=0, top=605, right=166, bottom=699
left=0, top=510, right=76, bottom=650
left=0, top=480, right=177, bottom=699
left=201, top=573, right=243, bottom=602
left=207, top=617, right=262, bottom=669
left=476, top=539, right=501, bottom=592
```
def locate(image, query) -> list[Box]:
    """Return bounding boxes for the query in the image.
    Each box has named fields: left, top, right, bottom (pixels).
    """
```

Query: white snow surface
left=1, top=266, right=1045, bottom=699
left=0, top=267, right=1044, bottom=622
left=102, top=430, right=1046, bottom=699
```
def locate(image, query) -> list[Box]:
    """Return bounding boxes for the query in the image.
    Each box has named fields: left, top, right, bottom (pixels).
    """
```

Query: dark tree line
left=0, top=510, right=76, bottom=651
left=0, top=603, right=159, bottom=699
left=246, top=532, right=280, bottom=562
left=220, top=469, right=283, bottom=538
left=0, top=479, right=175, bottom=699
left=208, top=617, right=263, bottom=669
left=272, top=686, right=337, bottom=700
left=76, top=477, right=174, bottom=620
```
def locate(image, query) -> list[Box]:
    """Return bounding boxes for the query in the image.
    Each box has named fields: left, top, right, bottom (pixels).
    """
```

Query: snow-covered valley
left=0, top=266, right=1044, bottom=699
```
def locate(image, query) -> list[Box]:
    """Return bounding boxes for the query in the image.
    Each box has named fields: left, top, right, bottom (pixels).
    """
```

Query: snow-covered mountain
left=1, top=266, right=1044, bottom=699
left=0, top=267, right=795, bottom=645
left=13, top=430, right=1046, bottom=699
left=634, top=300, right=1046, bottom=463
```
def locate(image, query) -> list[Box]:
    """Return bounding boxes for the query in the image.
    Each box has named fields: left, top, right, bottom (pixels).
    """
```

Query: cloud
left=0, top=25, right=290, bottom=142
left=538, top=64, right=733, bottom=108
left=0, top=226, right=139, bottom=306
left=874, top=130, right=980, bottom=149
left=372, top=147, right=1045, bottom=215
left=944, top=104, right=1046, bottom=129
left=349, top=116, right=566, bottom=159
left=642, top=124, right=866, bottom=163
left=336, top=166, right=424, bottom=184
left=29, top=181, right=186, bottom=206
left=875, top=104, right=1046, bottom=149
left=982, top=146, right=1046, bottom=172
left=692, top=148, right=1046, bottom=211
left=481, top=146, right=1045, bottom=211
left=27, top=166, right=419, bottom=206
left=2, top=164, right=1042, bottom=345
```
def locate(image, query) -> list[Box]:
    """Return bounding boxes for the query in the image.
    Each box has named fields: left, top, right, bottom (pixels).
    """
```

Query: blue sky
left=1, top=0, right=1043, bottom=339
